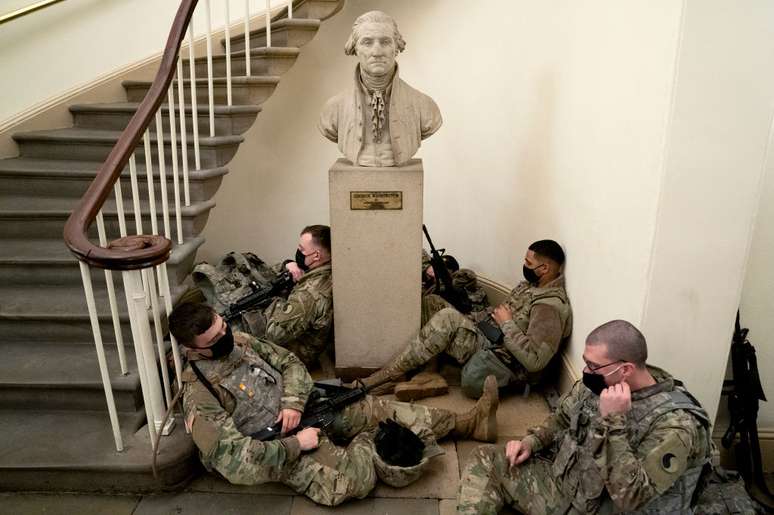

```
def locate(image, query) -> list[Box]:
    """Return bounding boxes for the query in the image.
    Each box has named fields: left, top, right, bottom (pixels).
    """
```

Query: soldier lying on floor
left=168, top=302, right=500, bottom=507
left=192, top=224, right=333, bottom=368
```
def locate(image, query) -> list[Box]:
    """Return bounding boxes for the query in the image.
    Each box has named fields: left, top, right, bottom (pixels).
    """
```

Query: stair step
left=227, top=18, right=321, bottom=52
left=13, top=128, right=243, bottom=169
left=0, top=158, right=229, bottom=204
left=0, top=198, right=215, bottom=239
left=0, top=342, right=142, bottom=412
left=71, top=102, right=261, bottom=136
left=0, top=282, right=189, bottom=344
left=0, top=409, right=197, bottom=492
left=0, top=235, right=204, bottom=287
left=183, top=47, right=300, bottom=79
left=291, top=0, right=344, bottom=21
left=123, top=75, right=280, bottom=106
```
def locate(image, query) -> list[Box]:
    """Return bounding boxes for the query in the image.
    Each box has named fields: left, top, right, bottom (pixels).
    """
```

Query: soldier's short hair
left=529, top=240, right=565, bottom=266
left=302, top=224, right=331, bottom=253
left=586, top=320, right=648, bottom=368
left=169, top=302, right=216, bottom=346
left=344, top=10, right=406, bottom=56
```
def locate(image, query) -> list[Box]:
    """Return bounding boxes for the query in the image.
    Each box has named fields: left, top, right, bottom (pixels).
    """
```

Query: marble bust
left=318, top=11, right=442, bottom=167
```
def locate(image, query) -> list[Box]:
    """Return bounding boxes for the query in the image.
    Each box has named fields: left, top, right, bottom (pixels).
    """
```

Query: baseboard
left=335, top=367, right=379, bottom=382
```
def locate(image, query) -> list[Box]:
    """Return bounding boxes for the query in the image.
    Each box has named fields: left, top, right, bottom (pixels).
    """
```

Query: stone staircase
left=0, top=0, right=344, bottom=492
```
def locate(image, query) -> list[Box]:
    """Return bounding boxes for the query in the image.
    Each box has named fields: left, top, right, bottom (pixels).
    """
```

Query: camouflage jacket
left=522, top=367, right=710, bottom=513
left=473, top=275, right=572, bottom=374
left=181, top=332, right=314, bottom=483
left=263, top=263, right=333, bottom=366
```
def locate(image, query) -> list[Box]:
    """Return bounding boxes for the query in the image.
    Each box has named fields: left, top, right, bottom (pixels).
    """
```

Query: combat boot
left=394, top=371, right=449, bottom=401
left=355, top=367, right=402, bottom=396
left=452, top=375, right=499, bottom=442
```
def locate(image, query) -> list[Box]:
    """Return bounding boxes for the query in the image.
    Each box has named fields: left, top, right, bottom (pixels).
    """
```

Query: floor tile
left=0, top=493, right=139, bottom=515
left=291, top=496, right=439, bottom=515
left=134, top=492, right=292, bottom=515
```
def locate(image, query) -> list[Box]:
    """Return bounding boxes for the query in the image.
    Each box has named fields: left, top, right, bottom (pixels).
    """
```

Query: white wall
left=0, top=0, right=289, bottom=125
left=740, top=126, right=774, bottom=429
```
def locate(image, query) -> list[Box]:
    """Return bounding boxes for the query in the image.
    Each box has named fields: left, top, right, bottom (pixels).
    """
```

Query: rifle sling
left=190, top=361, right=222, bottom=407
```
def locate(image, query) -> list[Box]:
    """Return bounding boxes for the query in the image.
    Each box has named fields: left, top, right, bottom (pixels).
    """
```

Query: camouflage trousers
left=457, top=444, right=567, bottom=515
left=282, top=395, right=456, bottom=506
left=390, top=306, right=488, bottom=375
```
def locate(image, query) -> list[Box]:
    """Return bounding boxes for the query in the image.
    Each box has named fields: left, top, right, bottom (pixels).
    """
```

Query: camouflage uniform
left=183, top=332, right=458, bottom=506
left=258, top=263, right=333, bottom=367
left=384, top=276, right=572, bottom=397
left=456, top=367, right=711, bottom=514
left=193, top=253, right=333, bottom=367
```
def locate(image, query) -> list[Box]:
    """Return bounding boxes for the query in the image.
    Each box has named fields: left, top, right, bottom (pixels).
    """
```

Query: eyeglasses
left=584, top=359, right=623, bottom=373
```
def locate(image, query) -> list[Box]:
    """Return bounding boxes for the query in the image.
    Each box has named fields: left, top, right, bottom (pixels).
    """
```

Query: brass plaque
left=350, top=191, right=403, bottom=210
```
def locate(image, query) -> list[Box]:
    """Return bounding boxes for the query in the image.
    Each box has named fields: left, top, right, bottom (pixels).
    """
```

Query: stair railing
left=62, top=0, right=314, bottom=453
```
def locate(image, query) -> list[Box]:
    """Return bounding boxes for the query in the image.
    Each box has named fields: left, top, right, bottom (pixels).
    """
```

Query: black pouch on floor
left=477, top=318, right=504, bottom=344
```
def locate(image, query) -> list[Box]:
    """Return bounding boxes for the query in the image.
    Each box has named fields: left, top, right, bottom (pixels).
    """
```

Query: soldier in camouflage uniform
left=456, top=320, right=712, bottom=514
left=364, top=240, right=572, bottom=400
left=194, top=225, right=333, bottom=367
left=169, top=303, right=501, bottom=507
left=421, top=250, right=489, bottom=320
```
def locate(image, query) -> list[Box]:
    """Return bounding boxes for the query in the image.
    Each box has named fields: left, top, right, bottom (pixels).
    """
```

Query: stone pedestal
left=329, top=158, right=423, bottom=376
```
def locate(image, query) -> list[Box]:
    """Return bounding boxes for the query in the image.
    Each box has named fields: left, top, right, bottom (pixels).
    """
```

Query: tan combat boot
left=452, top=375, right=499, bottom=442
left=394, top=371, right=449, bottom=401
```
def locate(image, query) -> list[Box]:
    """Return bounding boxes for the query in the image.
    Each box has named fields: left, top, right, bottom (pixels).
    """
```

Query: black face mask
left=582, top=371, right=608, bottom=396
left=523, top=265, right=540, bottom=284
left=295, top=249, right=311, bottom=272
left=208, top=325, right=234, bottom=359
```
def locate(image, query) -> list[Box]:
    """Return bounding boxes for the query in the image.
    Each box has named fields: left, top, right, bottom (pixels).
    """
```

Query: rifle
left=422, top=224, right=472, bottom=314
left=250, top=378, right=389, bottom=441
left=222, top=270, right=294, bottom=322
left=721, top=311, right=773, bottom=508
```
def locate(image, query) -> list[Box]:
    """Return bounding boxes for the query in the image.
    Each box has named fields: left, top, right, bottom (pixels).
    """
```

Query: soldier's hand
left=285, top=262, right=305, bottom=282
left=505, top=439, right=531, bottom=467
left=276, top=408, right=302, bottom=434
left=599, top=381, right=632, bottom=418
left=492, top=304, right=513, bottom=324
left=426, top=266, right=435, bottom=280
left=296, top=427, right=321, bottom=451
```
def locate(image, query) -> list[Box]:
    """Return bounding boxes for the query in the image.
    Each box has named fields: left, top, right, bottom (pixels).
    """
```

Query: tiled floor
left=0, top=387, right=548, bottom=515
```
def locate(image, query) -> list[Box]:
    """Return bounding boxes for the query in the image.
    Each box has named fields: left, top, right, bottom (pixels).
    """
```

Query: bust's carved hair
left=344, top=10, right=406, bottom=56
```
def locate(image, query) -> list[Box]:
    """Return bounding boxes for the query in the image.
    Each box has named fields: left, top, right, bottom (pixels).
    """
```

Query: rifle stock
left=222, top=270, right=294, bottom=322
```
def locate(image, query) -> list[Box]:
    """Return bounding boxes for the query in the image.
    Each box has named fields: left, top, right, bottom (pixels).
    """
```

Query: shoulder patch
left=283, top=303, right=294, bottom=314
left=642, top=433, right=690, bottom=493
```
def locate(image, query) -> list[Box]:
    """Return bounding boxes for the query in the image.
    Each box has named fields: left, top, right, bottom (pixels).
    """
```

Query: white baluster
left=205, top=0, right=215, bottom=138
left=128, top=155, right=143, bottom=235
left=114, top=180, right=127, bottom=238
left=122, top=270, right=159, bottom=446
left=143, top=131, right=159, bottom=236
left=225, top=0, right=233, bottom=107
left=288, top=0, right=292, bottom=19
left=97, top=212, right=128, bottom=376
left=244, top=0, right=251, bottom=76
left=177, top=57, right=191, bottom=207
left=79, top=261, right=124, bottom=452
left=265, top=0, right=271, bottom=47
left=145, top=268, right=172, bottom=407
left=157, top=263, right=183, bottom=391
left=187, top=24, right=202, bottom=171
left=154, top=112, right=171, bottom=240
left=167, top=87, right=184, bottom=245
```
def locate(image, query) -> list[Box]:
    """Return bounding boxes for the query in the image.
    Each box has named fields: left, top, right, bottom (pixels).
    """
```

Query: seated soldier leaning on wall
left=168, top=303, right=501, bottom=507
left=456, top=320, right=712, bottom=515
left=361, top=240, right=572, bottom=401
left=193, top=225, right=333, bottom=368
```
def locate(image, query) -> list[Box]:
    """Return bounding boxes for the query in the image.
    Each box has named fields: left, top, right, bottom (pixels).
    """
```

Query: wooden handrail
left=63, top=0, right=198, bottom=270
left=0, top=0, right=66, bottom=26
